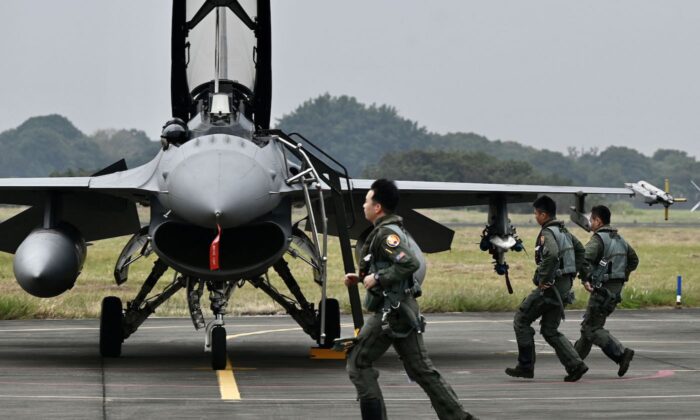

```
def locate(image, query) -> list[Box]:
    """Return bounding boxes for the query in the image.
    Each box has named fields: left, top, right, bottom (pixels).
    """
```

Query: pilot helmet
left=160, top=118, right=189, bottom=149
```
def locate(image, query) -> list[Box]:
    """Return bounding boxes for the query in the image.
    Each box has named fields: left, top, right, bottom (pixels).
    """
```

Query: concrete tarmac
left=0, top=309, right=698, bottom=419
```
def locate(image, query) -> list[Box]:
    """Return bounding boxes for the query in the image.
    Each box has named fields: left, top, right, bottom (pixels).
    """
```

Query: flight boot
left=564, top=362, right=589, bottom=382
left=506, top=345, right=535, bottom=378
left=359, top=398, right=385, bottom=420
left=618, top=348, right=634, bottom=377
left=505, top=365, right=534, bottom=379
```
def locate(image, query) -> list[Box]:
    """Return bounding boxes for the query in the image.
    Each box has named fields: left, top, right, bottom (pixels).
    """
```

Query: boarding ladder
left=262, top=129, right=364, bottom=337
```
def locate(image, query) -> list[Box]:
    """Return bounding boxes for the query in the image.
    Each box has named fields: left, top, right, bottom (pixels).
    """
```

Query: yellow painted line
left=226, top=327, right=302, bottom=340
left=217, top=327, right=303, bottom=401
left=216, top=358, right=240, bottom=400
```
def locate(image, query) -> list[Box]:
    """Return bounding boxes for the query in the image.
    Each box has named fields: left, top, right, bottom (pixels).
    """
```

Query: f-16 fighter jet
left=0, top=0, right=680, bottom=369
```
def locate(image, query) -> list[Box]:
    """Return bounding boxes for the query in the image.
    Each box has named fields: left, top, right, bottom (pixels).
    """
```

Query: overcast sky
left=1, top=1, right=698, bottom=158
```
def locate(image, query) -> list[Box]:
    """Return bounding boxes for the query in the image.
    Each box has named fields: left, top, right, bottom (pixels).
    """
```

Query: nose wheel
left=211, top=326, right=227, bottom=370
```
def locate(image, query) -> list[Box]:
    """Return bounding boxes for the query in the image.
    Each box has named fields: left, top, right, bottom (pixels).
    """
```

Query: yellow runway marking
left=216, top=358, right=240, bottom=400
left=217, top=327, right=303, bottom=400
left=226, top=327, right=302, bottom=340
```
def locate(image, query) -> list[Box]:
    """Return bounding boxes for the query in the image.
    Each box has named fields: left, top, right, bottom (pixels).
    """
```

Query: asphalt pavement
left=0, top=309, right=698, bottom=419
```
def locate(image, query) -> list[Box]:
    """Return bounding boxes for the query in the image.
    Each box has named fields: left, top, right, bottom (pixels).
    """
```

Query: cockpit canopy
left=186, top=0, right=257, bottom=94
left=171, top=0, right=271, bottom=129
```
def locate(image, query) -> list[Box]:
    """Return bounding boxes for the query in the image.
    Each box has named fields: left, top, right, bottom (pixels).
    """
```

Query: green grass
left=420, top=204, right=700, bottom=225
left=0, top=206, right=697, bottom=319
left=0, top=295, right=38, bottom=319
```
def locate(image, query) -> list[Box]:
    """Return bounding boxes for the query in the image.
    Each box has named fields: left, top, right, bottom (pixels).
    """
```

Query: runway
left=0, top=309, right=698, bottom=419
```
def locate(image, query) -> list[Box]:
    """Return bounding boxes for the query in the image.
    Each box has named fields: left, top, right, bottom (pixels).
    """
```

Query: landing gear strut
left=101, top=258, right=239, bottom=370
left=202, top=280, right=235, bottom=370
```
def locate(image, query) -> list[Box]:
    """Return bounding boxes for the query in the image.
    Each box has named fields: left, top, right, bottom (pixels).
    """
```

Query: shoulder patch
left=539, top=235, right=545, bottom=245
left=386, top=234, right=401, bottom=248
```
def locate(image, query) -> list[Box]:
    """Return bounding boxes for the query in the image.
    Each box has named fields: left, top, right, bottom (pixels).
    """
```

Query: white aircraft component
left=490, top=235, right=517, bottom=251
left=691, top=180, right=700, bottom=212
left=625, top=180, right=676, bottom=206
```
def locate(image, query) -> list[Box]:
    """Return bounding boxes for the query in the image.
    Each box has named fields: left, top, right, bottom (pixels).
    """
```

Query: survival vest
left=373, top=224, right=427, bottom=337
left=364, top=223, right=426, bottom=312
left=543, top=225, right=577, bottom=277
left=590, top=231, right=629, bottom=284
left=369, top=224, right=426, bottom=292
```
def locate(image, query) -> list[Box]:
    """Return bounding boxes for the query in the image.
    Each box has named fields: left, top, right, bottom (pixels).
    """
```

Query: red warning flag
left=210, top=224, right=222, bottom=271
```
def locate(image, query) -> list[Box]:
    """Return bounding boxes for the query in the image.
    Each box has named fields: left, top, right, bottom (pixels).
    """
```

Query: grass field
left=0, top=206, right=698, bottom=319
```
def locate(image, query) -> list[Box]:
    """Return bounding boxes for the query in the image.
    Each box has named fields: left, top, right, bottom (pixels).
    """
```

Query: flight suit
left=346, top=214, right=474, bottom=420
left=574, top=225, right=639, bottom=365
left=512, top=219, right=587, bottom=376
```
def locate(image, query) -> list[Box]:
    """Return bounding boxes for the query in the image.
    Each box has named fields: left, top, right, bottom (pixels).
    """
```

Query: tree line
left=278, top=94, right=699, bottom=204
left=0, top=115, right=159, bottom=177
left=1, top=98, right=697, bottom=207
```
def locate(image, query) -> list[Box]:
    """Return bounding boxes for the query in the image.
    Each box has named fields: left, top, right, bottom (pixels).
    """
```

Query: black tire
left=211, top=326, right=227, bottom=370
left=319, top=298, right=341, bottom=348
left=100, top=296, right=123, bottom=358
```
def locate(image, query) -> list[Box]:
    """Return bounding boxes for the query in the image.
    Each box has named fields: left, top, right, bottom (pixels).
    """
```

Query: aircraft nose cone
left=166, top=150, right=280, bottom=228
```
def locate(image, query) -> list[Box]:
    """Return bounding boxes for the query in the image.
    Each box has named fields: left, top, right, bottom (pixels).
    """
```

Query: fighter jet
left=0, top=0, right=680, bottom=369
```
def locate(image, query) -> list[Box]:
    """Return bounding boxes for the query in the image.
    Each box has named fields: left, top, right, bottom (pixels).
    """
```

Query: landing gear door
left=114, top=226, right=151, bottom=285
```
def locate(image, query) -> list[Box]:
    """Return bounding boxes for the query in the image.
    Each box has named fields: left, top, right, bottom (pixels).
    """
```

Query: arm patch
left=386, top=234, right=401, bottom=247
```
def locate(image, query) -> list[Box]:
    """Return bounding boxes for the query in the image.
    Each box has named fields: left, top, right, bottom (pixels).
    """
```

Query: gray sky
left=1, top=1, right=699, bottom=158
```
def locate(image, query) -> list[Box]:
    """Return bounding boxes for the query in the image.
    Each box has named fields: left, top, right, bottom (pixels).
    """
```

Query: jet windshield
left=172, top=1, right=271, bottom=128
left=186, top=0, right=257, bottom=93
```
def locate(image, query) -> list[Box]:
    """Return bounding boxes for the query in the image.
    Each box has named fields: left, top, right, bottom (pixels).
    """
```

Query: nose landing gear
left=200, top=280, right=235, bottom=370
left=206, top=317, right=227, bottom=370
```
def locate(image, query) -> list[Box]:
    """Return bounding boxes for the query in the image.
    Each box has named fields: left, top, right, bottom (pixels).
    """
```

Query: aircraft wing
left=348, top=179, right=633, bottom=208
left=322, top=178, right=639, bottom=254
left=0, top=158, right=163, bottom=252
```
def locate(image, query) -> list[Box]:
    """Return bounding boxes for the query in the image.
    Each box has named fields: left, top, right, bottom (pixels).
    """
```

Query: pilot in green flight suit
left=344, top=179, right=477, bottom=420
left=574, top=205, right=638, bottom=376
left=506, top=195, right=589, bottom=382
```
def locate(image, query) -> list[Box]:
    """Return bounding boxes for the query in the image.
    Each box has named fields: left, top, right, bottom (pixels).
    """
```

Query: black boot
left=618, top=348, right=634, bottom=377
left=360, top=398, right=384, bottom=420
left=507, top=345, right=535, bottom=378
left=505, top=365, right=534, bottom=379
left=564, top=362, right=589, bottom=382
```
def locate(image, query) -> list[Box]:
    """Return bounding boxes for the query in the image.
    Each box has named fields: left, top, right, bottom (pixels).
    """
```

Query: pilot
left=506, top=195, right=589, bottom=382
left=344, top=179, right=477, bottom=420
left=574, top=205, right=638, bottom=376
